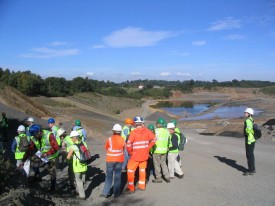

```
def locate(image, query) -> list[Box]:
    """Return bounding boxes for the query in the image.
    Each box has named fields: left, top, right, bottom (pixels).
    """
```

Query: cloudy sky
left=0, top=0, right=275, bottom=82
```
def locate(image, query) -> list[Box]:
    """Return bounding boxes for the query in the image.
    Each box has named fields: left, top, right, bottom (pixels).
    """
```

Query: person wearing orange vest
left=126, top=116, right=156, bottom=193
left=100, top=124, right=125, bottom=198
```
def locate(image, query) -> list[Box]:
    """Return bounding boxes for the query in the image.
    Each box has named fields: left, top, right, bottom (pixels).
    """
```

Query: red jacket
left=126, top=127, right=156, bottom=162
left=105, top=134, right=125, bottom=162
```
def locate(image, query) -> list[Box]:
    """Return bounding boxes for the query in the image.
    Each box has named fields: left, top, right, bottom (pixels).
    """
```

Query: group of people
left=7, top=106, right=257, bottom=200
left=100, top=116, right=185, bottom=198
left=11, top=117, right=88, bottom=199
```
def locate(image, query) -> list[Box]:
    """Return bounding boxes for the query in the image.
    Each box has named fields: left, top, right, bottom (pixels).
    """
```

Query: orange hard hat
left=125, top=118, right=134, bottom=124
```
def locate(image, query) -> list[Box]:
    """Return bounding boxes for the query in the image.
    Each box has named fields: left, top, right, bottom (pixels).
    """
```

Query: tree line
left=1, top=68, right=274, bottom=99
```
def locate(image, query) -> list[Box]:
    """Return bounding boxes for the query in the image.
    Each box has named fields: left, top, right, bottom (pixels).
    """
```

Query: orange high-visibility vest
left=105, top=135, right=125, bottom=162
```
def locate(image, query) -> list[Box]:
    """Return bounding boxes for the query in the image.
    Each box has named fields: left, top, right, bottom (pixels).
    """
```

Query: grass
left=259, top=86, right=275, bottom=96
left=32, top=96, right=75, bottom=107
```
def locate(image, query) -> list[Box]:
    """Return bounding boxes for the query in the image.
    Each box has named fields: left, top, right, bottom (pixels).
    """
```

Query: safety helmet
left=156, top=118, right=165, bottom=125
left=171, top=120, right=177, bottom=126
left=17, top=125, right=26, bottom=132
left=244, top=108, right=254, bottom=115
left=75, top=119, right=81, bottom=126
left=147, top=124, right=155, bottom=131
left=29, top=124, right=41, bottom=136
left=27, top=117, right=34, bottom=122
left=48, top=118, right=55, bottom=124
left=134, top=116, right=144, bottom=123
left=112, top=124, right=122, bottom=132
left=70, top=131, right=80, bottom=138
left=125, top=118, right=134, bottom=125
left=57, top=128, right=66, bottom=138
left=167, top=122, right=175, bottom=129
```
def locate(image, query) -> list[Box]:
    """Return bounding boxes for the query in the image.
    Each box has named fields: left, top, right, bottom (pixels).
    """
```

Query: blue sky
left=0, top=0, right=275, bottom=82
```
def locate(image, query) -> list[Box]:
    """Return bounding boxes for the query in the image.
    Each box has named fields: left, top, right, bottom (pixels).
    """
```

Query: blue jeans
left=122, top=149, right=129, bottom=170
left=102, top=162, right=123, bottom=197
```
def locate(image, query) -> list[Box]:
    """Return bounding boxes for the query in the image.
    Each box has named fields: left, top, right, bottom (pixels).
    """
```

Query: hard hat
left=112, top=124, right=122, bottom=132
left=171, top=120, right=177, bottom=126
left=57, top=128, right=66, bottom=138
left=167, top=122, right=176, bottom=129
left=156, top=118, right=165, bottom=125
left=75, top=119, right=81, bottom=126
left=17, top=125, right=25, bottom=132
left=244, top=108, right=254, bottom=115
left=48, top=118, right=55, bottom=124
left=29, top=124, right=41, bottom=136
left=70, top=131, right=80, bottom=138
left=27, top=117, right=34, bottom=122
left=147, top=124, right=155, bottom=130
left=134, top=116, right=144, bottom=123
left=125, top=118, right=134, bottom=125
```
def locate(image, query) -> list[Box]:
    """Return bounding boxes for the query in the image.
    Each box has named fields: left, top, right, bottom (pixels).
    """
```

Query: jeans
left=102, top=162, right=123, bottom=197
left=122, top=149, right=129, bottom=170
left=75, top=172, right=86, bottom=198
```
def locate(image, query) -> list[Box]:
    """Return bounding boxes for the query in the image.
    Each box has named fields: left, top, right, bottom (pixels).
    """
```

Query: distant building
left=153, top=85, right=160, bottom=89
left=138, top=85, right=144, bottom=89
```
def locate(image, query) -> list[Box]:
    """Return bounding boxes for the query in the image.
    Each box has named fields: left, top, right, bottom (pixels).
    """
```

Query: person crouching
left=100, top=124, right=125, bottom=198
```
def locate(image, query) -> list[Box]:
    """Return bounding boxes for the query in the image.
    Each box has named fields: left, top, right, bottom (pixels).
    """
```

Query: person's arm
left=42, top=133, right=59, bottom=157
left=22, top=141, right=36, bottom=162
left=126, top=133, right=134, bottom=156
left=67, top=147, right=74, bottom=160
left=11, top=139, right=17, bottom=153
left=105, top=138, right=110, bottom=150
left=148, top=131, right=156, bottom=150
left=169, top=134, right=178, bottom=151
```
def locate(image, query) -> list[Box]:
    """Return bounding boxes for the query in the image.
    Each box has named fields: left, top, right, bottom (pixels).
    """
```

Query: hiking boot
left=243, top=171, right=255, bottom=176
left=99, top=194, right=109, bottom=198
left=152, top=178, right=163, bottom=183
left=164, top=177, right=170, bottom=183
left=178, top=174, right=184, bottom=179
left=137, top=187, right=145, bottom=191
left=124, top=189, right=135, bottom=195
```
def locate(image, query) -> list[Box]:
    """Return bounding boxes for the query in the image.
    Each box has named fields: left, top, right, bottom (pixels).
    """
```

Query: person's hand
left=19, top=162, right=24, bottom=169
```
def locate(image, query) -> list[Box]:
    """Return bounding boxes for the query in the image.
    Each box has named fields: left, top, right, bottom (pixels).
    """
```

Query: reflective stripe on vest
left=15, top=134, right=27, bottom=159
left=131, top=140, right=149, bottom=150
left=107, top=137, right=124, bottom=157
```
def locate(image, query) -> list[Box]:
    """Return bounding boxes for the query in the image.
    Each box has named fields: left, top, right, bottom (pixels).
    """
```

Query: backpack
left=176, top=132, right=186, bottom=151
left=75, top=142, right=92, bottom=164
left=253, top=123, right=262, bottom=140
left=18, top=135, right=29, bottom=152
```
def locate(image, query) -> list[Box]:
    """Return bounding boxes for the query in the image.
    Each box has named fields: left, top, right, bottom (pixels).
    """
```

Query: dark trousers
left=245, top=142, right=255, bottom=172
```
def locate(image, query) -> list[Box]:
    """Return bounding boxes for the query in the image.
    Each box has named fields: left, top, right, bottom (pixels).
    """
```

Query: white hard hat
left=167, top=122, right=175, bottom=129
left=133, top=116, right=144, bottom=123
left=27, top=117, right=34, bottom=122
left=112, top=124, right=122, bottom=132
left=244, top=108, right=254, bottom=115
left=70, top=131, right=80, bottom=138
left=17, top=125, right=26, bottom=132
left=57, top=128, right=66, bottom=138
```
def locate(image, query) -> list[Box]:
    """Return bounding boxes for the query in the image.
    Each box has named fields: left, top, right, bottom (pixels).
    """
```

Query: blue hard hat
left=29, top=124, right=41, bottom=136
left=133, top=116, right=144, bottom=123
left=48, top=117, right=55, bottom=124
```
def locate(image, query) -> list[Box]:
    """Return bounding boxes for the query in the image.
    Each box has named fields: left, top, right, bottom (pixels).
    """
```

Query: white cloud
left=160, top=72, right=171, bottom=77
left=223, top=34, right=244, bottom=40
left=131, top=72, right=142, bottom=76
left=86, top=72, right=94, bottom=76
left=49, top=41, right=67, bottom=46
left=192, top=41, right=206, bottom=46
left=208, top=17, right=241, bottom=31
left=176, top=72, right=191, bottom=77
left=92, top=44, right=106, bottom=49
left=21, top=47, right=79, bottom=58
left=102, top=27, right=176, bottom=48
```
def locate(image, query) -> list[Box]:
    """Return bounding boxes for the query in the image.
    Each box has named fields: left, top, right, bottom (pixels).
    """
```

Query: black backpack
left=253, top=123, right=262, bottom=140
left=175, top=132, right=186, bottom=151
left=75, top=142, right=92, bottom=164
left=18, top=134, right=29, bottom=152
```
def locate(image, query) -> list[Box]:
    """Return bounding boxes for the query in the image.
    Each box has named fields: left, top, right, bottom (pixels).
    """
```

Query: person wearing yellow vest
left=167, top=123, right=184, bottom=179
left=152, top=118, right=170, bottom=183
left=48, top=118, right=61, bottom=145
left=243, top=108, right=256, bottom=176
left=11, top=125, right=29, bottom=168
left=121, top=118, right=134, bottom=172
left=57, top=128, right=75, bottom=189
left=67, top=131, right=87, bottom=200
left=21, top=124, right=59, bottom=190
left=25, top=117, right=34, bottom=137
left=100, top=124, right=125, bottom=198
left=73, top=119, right=87, bottom=143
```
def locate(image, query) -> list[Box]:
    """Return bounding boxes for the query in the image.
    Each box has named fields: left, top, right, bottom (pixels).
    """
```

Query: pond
left=155, top=101, right=262, bottom=121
